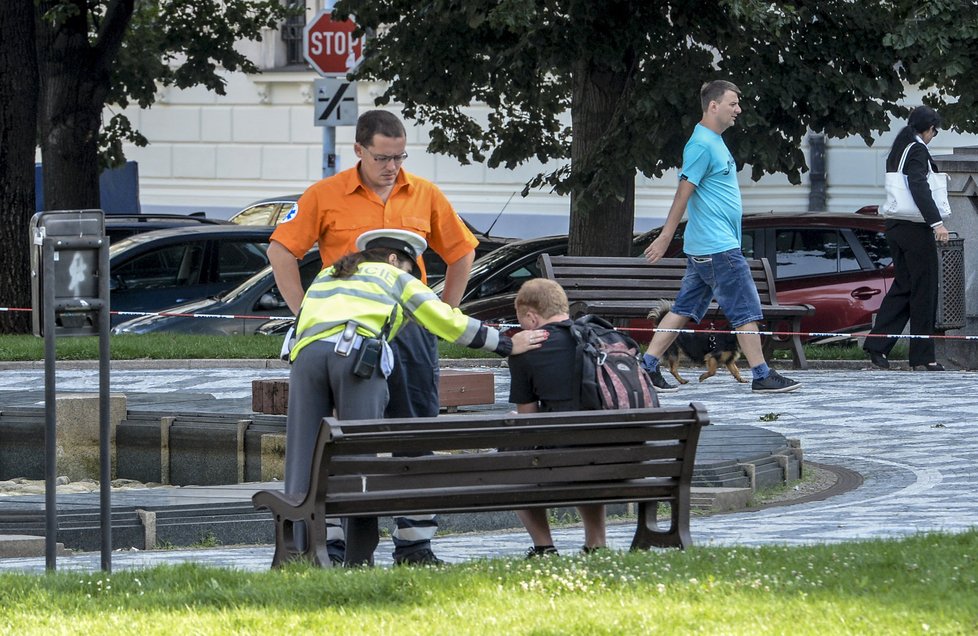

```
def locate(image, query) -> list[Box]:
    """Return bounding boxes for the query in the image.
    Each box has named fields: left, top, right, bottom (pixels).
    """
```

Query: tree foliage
left=36, top=0, right=288, bottom=209
left=0, top=0, right=288, bottom=333
left=338, top=0, right=941, bottom=255
left=885, top=0, right=978, bottom=128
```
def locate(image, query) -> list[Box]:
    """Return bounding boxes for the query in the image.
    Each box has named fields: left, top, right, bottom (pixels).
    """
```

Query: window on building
left=282, top=1, right=307, bottom=66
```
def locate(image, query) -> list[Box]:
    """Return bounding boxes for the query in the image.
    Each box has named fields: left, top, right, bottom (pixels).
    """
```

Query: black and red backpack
left=567, top=314, right=659, bottom=410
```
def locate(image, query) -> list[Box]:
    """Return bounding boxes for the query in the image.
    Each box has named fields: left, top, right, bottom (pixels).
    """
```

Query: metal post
left=98, top=237, right=112, bottom=572
left=322, top=0, right=338, bottom=179
left=42, top=240, right=58, bottom=572
left=808, top=132, right=827, bottom=211
left=323, top=124, right=337, bottom=178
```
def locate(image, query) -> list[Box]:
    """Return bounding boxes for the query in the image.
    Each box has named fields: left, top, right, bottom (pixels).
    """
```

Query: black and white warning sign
left=313, top=78, right=358, bottom=126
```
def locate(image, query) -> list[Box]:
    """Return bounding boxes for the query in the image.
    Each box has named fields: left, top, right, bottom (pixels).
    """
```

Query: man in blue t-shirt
left=641, top=80, right=801, bottom=394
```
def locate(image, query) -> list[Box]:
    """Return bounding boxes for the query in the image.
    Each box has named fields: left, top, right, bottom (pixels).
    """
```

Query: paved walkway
left=1, top=361, right=976, bottom=572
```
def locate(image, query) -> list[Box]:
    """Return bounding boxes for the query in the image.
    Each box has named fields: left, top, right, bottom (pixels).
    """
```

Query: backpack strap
left=562, top=319, right=589, bottom=411
left=577, top=313, right=643, bottom=353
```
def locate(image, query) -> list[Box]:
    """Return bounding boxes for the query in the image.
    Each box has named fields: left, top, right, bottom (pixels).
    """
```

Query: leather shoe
left=913, top=362, right=945, bottom=371
left=393, top=548, right=444, bottom=566
left=864, top=349, right=890, bottom=370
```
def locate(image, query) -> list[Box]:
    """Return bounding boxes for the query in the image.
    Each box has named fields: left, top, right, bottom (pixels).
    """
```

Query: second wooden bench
left=539, top=254, right=815, bottom=369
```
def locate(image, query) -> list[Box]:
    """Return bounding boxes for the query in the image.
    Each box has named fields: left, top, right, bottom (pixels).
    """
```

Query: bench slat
left=322, top=480, right=680, bottom=517
left=570, top=300, right=813, bottom=319
left=325, top=406, right=697, bottom=432
left=330, top=443, right=685, bottom=476
left=325, top=424, right=697, bottom=457
left=327, top=457, right=684, bottom=492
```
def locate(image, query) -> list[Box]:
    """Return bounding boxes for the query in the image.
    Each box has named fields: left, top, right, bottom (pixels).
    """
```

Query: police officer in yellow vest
left=285, top=228, right=547, bottom=566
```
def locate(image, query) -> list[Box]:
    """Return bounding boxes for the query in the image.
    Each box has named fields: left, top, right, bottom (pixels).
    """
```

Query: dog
left=646, top=302, right=747, bottom=384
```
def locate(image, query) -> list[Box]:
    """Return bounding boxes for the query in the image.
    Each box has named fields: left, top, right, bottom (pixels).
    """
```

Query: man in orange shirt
left=268, top=110, right=478, bottom=566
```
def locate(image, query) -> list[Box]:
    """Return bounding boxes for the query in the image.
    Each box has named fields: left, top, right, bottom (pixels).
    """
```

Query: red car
left=649, top=208, right=892, bottom=339
left=433, top=209, right=892, bottom=341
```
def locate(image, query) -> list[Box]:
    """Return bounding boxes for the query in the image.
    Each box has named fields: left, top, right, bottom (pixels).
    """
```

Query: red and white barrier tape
left=0, top=306, right=286, bottom=322
left=492, top=322, right=978, bottom=341
left=3, top=305, right=978, bottom=341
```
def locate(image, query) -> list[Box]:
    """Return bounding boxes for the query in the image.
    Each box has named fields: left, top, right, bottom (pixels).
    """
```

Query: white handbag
left=881, top=141, right=951, bottom=221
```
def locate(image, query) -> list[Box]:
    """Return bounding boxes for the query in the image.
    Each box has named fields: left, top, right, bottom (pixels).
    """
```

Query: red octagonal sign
left=303, top=11, right=365, bottom=76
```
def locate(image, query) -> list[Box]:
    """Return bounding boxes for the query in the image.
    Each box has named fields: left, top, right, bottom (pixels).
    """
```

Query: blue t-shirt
left=679, top=124, right=743, bottom=256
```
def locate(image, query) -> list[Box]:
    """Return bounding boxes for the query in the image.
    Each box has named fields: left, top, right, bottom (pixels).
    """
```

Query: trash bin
left=935, top=235, right=965, bottom=331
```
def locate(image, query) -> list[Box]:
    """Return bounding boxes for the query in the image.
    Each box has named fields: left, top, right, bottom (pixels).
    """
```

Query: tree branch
left=92, top=0, right=135, bottom=76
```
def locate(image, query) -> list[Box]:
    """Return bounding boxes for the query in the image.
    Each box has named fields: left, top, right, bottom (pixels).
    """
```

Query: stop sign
left=303, top=10, right=365, bottom=76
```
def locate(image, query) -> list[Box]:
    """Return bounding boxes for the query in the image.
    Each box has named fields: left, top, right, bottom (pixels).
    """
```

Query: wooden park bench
left=539, top=254, right=815, bottom=369
left=252, top=403, right=709, bottom=567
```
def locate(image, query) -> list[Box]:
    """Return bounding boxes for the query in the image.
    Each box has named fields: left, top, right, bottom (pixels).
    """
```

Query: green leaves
left=885, top=0, right=978, bottom=131
left=98, top=112, right=147, bottom=170
left=342, top=1, right=929, bottom=212
left=39, top=0, right=289, bottom=168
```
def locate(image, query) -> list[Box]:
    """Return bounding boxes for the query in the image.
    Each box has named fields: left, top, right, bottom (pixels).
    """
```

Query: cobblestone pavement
left=1, top=362, right=976, bottom=572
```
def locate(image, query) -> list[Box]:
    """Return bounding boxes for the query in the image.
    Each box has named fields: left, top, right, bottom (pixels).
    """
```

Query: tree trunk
left=35, top=2, right=111, bottom=211
left=568, top=55, right=635, bottom=257
left=0, top=0, right=39, bottom=333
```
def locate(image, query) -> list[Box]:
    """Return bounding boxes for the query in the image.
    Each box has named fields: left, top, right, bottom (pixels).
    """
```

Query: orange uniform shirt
left=271, top=165, right=477, bottom=283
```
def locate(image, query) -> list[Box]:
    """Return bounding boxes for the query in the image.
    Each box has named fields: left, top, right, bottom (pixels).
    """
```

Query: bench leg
left=268, top=505, right=333, bottom=569
left=306, top=506, right=333, bottom=567
left=269, top=514, right=296, bottom=568
left=760, top=320, right=809, bottom=370
left=630, top=500, right=691, bottom=551
left=788, top=318, right=808, bottom=370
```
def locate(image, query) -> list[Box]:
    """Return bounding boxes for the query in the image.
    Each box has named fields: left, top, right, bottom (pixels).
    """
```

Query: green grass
left=0, top=334, right=904, bottom=362
left=0, top=531, right=974, bottom=634
left=0, top=334, right=280, bottom=361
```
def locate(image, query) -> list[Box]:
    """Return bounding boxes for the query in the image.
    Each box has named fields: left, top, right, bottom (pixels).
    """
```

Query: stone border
left=733, top=462, right=863, bottom=513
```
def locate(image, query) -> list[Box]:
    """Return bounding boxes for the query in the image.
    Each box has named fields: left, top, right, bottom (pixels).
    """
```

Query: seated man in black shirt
left=507, top=278, right=607, bottom=557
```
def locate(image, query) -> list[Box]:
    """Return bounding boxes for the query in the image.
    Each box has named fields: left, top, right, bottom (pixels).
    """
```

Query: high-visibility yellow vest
left=290, top=261, right=506, bottom=361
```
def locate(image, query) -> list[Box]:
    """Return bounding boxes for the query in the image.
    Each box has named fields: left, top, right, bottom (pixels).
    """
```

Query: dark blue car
left=109, top=225, right=275, bottom=325
left=112, top=251, right=322, bottom=335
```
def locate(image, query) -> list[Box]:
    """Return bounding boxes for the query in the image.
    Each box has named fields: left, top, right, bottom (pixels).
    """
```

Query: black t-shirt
left=507, top=319, right=578, bottom=412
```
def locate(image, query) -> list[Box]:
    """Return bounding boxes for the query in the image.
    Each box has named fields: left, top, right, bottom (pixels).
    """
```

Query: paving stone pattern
left=0, top=363, right=975, bottom=572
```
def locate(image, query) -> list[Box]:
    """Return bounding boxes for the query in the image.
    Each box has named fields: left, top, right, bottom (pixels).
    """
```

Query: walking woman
left=284, top=228, right=546, bottom=566
left=864, top=106, right=949, bottom=371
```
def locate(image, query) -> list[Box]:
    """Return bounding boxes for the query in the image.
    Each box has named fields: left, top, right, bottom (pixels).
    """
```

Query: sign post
left=313, top=78, right=358, bottom=126
left=30, top=210, right=112, bottom=572
left=304, top=5, right=364, bottom=177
